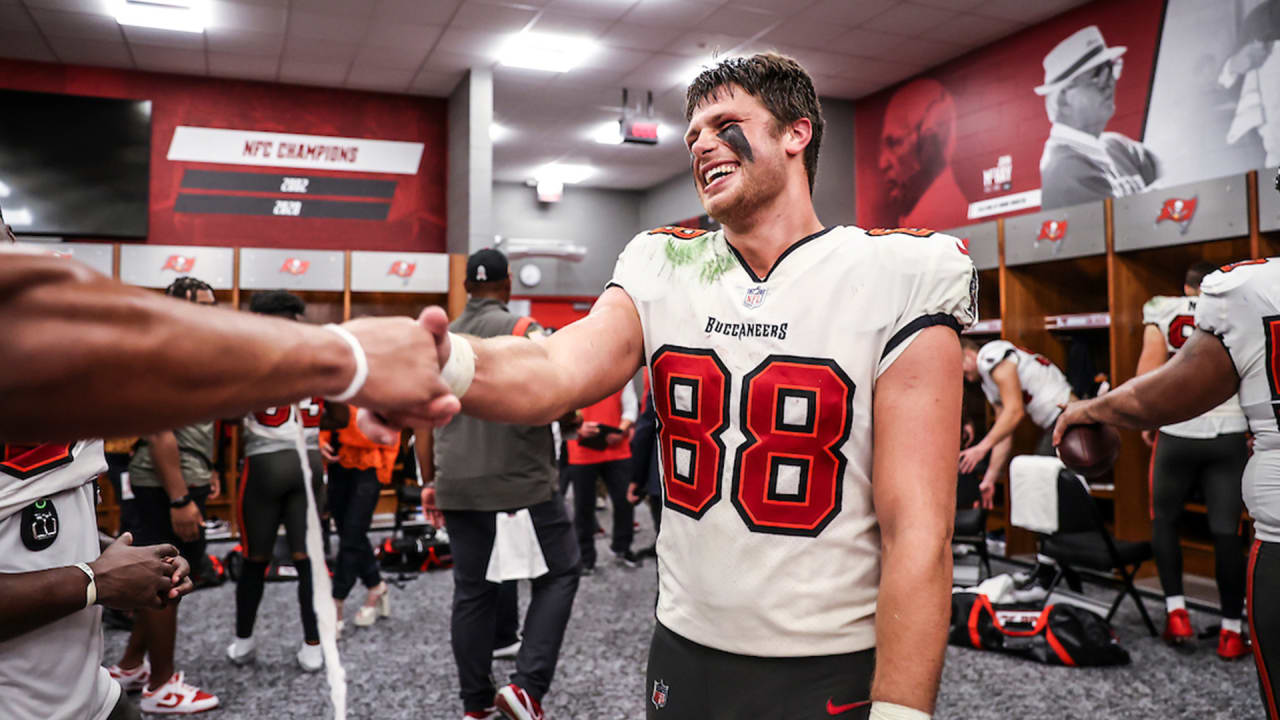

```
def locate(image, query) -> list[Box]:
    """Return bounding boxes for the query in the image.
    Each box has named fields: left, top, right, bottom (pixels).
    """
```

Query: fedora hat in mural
left=1034, top=25, right=1126, bottom=96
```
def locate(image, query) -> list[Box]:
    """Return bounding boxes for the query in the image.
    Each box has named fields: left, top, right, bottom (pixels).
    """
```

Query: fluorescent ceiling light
left=490, top=123, right=512, bottom=143
left=0, top=179, right=9, bottom=198
left=499, top=32, right=597, bottom=73
left=6, top=208, right=33, bottom=226
left=592, top=121, right=622, bottom=145
left=534, top=163, right=593, bottom=185
left=112, top=0, right=208, bottom=34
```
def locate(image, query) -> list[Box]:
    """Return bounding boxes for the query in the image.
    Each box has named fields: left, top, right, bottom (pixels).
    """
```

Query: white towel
left=1010, top=455, right=1066, bottom=534
left=486, top=509, right=549, bottom=583
left=953, top=573, right=1018, bottom=604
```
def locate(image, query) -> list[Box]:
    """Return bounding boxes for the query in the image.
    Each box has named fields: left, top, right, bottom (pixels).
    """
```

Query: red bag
left=949, top=592, right=1130, bottom=667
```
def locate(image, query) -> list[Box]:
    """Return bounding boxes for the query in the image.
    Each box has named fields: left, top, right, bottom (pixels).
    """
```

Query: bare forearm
left=0, top=257, right=353, bottom=441
left=873, top=531, right=951, bottom=711
left=0, top=568, right=91, bottom=642
left=987, top=434, right=1014, bottom=476
left=148, top=433, right=187, bottom=501
left=982, top=404, right=1024, bottom=449
left=1085, top=335, right=1235, bottom=431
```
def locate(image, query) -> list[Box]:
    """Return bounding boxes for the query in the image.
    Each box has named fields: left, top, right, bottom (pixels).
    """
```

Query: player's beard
left=700, top=151, right=786, bottom=228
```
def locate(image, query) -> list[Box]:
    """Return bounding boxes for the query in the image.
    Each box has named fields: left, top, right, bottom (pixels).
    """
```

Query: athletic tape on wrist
left=869, top=702, right=931, bottom=720
left=323, top=324, right=368, bottom=402
left=74, top=562, right=96, bottom=608
left=439, top=332, right=475, bottom=398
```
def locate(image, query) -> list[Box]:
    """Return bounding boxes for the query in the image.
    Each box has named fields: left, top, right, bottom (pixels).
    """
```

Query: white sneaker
left=140, top=672, right=220, bottom=714
left=107, top=660, right=150, bottom=693
left=354, top=583, right=389, bottom=627
left=226, top=637, right=255, bottom=666
left=492, top=639, right=521, bottom=659
left=296, top=643, right=324, bottom=673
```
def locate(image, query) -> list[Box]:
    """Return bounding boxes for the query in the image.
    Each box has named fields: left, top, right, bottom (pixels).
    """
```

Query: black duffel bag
left=950, top=592, right=1130, bottom=667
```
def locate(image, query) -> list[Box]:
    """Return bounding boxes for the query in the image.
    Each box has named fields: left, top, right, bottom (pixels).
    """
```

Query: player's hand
left=420, top=486, right=444, bottom=528
left=961, top=421, right=975, bottom=448
left=1052, top=399, right=1100, bottom=447
left=90, top=533, right=184, bottom=610
left=340, top=307, right=460, bottom=431
left=605, top=430, right=624, bottom=446
left=208, top=472, right=221, bottom=500
left=578, top=421, right=601, bottom=439
left=161, top=555, right=194, bottom=605
left=319, top=440, right=338, bottom=464
left=978, top=473, right=996, bottom=510
left=170, top=503, right=202, bottom=543
left=958, top=443, right=988, bottom=474
left=626, top=482, right=645, bottom=505
left=1141, top=430, right=1156, bottom=447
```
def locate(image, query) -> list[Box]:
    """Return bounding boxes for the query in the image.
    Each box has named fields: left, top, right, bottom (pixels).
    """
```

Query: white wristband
left=869, top=702, right=931, bottom=720
left=74, top=562, right=96, bottom=608
left=440, top=332, right=476, bottom=398
left=323, top=324, right=369, bottom=402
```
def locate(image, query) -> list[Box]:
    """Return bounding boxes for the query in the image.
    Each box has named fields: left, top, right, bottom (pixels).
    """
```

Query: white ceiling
left=0, top=0, right=1091, bottom=190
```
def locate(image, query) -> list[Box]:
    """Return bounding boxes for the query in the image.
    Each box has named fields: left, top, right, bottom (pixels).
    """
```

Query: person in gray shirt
left=423, top=249, right=580, bottom=720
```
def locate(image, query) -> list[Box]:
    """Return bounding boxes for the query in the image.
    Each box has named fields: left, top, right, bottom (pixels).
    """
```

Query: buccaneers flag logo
left=1156, top=197, right=1197, bottom=235
left=388, top=260, right=416, bottom=278
left=1037, top=220, right=1067, bottom=242
left=280, top=258, right=310, bottom=275
left=163, top=255, right=195, bottom=272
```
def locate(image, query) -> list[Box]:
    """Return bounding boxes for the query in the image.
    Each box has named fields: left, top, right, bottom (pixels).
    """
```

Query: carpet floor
left=103, top=510, right=1265, bottom=719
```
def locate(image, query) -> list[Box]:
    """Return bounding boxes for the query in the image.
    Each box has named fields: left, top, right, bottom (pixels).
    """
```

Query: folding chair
left=1010, top=455, right=1157, bottom=636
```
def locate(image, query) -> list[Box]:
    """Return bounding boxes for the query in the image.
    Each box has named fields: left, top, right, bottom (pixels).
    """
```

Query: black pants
left=128, top=485, right=210, bottom=566
left=328, top=465, right=383, bottom=599
left=645, top=622, right=875, bottom=720
left=444, top=495, right=580, bottom=712
left=239, top=449, right=324, bottom=558
left=566, top=459, right=634, bottom=566
left=1150, top=432, right=1248, bottom=617
left=1250, top=540, right=1280, bottom=719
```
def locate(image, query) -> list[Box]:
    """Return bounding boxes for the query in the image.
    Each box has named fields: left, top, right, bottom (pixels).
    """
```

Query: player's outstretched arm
left=1053, top=329, right=1237, bottom=445
left=958, top=361, right=1024, bottom=474
left=871, top=326, right=963, bottom=716
left=0, top=255, right=457, bottom=442
left=427, top=286, right=645, bottom=427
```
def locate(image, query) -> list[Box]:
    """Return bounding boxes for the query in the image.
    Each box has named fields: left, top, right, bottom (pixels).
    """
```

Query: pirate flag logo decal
left=1155, top=196, right=1198, bottom=235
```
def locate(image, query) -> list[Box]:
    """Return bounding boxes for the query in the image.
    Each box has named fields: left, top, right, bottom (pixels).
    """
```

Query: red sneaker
left=1218, top=629, right=1251, bottom=660
left=495, top=684, right=544, bottom=720
left=140, top=672, right=220, bottom=714
left=1162, top=608, right=1194, bottom=646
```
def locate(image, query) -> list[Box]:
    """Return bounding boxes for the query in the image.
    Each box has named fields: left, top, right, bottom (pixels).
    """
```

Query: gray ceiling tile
left=838, top=28, right=919, bottom=58
left=288, top=10, right=369, bottom=41
left=44, top=35, right=133, bottom=66
left=0, top=4, right=39, bottom=34
left=345, top=62, right=416, bottom=89
left=916, top=12, right=1021, bottom=45
left=130, top=44, right=207, bottom=74
left=22, top=0, right=111, bottom=14
left=409, top=68, right=464, bottom=96
left=696, top=6, right=780, bottom=37
left=207, top=51, right=279, bottom=77
left=451, top=1, right=537, bottom=33
left=372, top=0, right=462, bottom=25
left=278, top=57, right=349, bottom=84
left=434, top=26, right=506, bottom=60
left=600, top=21, right=682, bottom=51
left=798, top=0, right=897, bottom=27
left=0, top=33, right=57, bottom=62
left=620, top=0, right=719, bottom=28
left=121, top=24, right=206, bottom=50
left=761, top=16, right=850, bottom=50
left=543, top=0, right=640, bottom=21
left=860, top=2, right=958, bottom=34
left=290, top=0, right=373, bottom=17
left=662, top=31, right=748, bottom=59
left=205, top=28, right=283, bottom=54
left=364, top=21, right=442, bottom=49
left=29, top=8, right=120, bottom=42
left=423, top=49, right=487, bottom=73
left=284, top=34, right=358, bottom=62
left=909, top=0, right=987, bottom=9
left=209, top=0, right=286, bottom=33
left=526, top=11, right=611, bottom=37
left=352, top=42, right=429, bottom=70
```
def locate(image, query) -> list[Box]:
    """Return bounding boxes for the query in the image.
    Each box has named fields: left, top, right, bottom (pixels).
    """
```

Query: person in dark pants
left=322, top=404, right=397, bottom=629
left=105, top=276, right=220, bottom=715
left=566, top=382, right=639, bottom=573
left=421, top=249, right=579, bottom=720
left=626, top=389, right=662, bottom=557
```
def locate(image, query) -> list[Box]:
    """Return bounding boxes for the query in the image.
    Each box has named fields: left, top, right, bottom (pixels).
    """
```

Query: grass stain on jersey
left=663, top=234, right=734, bottom=284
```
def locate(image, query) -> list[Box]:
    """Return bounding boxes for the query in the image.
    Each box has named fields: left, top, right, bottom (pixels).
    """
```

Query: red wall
left=0, top=59, right=446, bottom=251
left=854, top=0, right=1164, bottom=230
left=518, top=297, right=595, bottom=331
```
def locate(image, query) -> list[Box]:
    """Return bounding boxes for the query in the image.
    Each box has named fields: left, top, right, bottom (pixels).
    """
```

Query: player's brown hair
left=685, top=52, right=824, bottom=193
left=1185, top=261, right=1220, bottom=290
left=960, top=337, right=982, bottom=353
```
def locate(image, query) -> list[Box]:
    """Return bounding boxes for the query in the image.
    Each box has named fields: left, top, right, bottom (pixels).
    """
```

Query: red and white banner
left=167, top=126, right=425, bottom=175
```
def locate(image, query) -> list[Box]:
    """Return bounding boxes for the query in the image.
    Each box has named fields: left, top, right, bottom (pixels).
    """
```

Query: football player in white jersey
left=375, top=53, right=976, bottom=720
left=1138, top=262, right=1250, bottom=658
left=959, top=339, right=1076, bottom=508
left=1056, top=253, right=1280, bottom=720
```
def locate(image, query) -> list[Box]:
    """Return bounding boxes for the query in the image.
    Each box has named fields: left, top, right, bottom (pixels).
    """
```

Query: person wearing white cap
left=1035, top=25, right=1159, bottom=210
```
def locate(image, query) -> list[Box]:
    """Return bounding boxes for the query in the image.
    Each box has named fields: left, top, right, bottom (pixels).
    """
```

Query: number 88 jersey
left=609, top=225, right=976, bottom=657
left=1196, top=259, right=1280, bottom=542
left=243, top=397, right=324, bottom=457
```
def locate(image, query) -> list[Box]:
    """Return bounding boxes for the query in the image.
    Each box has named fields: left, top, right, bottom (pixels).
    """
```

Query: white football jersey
left=975, top=340, right=1073, bottom=429
left=609, top=225, right=977, bottom=656
left=0, top=440, right=119, bottom=720
left=1195, top=259, right=1280, bottom=542
left=243, top=397, right=323, bottom=457
left=1143, top=295, right=1247, bottom=439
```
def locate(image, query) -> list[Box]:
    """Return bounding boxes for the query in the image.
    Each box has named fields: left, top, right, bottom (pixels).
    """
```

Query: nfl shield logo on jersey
left=743, top=285, right=767, bottom=309
left=651, top=679, right=669, bottom=709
